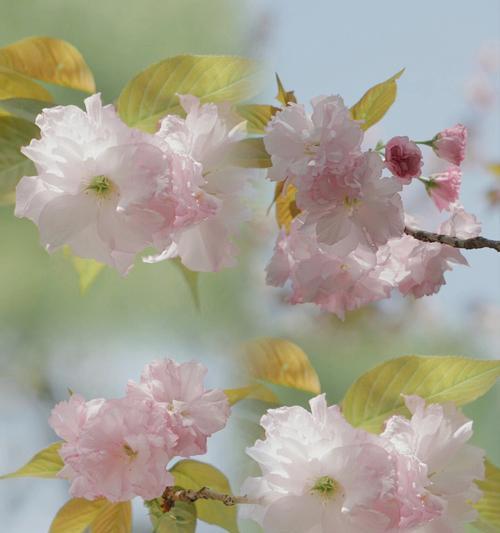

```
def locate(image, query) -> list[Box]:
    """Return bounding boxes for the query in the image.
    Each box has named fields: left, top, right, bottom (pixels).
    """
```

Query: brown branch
left=162, top=486, right=252, bottom=511
left=404, top=227, right=500, bottom=252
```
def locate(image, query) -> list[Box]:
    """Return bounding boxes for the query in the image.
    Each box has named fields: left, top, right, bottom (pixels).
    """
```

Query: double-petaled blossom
left=240, top=395, right=404, bottom=533
left=148, top=95, right=251, bottom=272
left=264, top=95, right=363, bottom=182
left=382, top=395, right=485, bottom=532
left=15, top=94, right=175, bottom=274
left=126, top=358, right=230, bottom=457
left=266, top=220, right=397, bottom=319
left=49, top=358, right=229, bottom=502
left=425, top=166, right=462, bottom=212
left=432, top=124, right=467, bottom=166
left=50, top=395, right=176, bottom=502
left=240, top=394, right=465, bottom=533
left=297, top=151, right=404, bottom=252
left=390, top=207, right=480, bottom=298
left=384, top=136, right=423, bottom=184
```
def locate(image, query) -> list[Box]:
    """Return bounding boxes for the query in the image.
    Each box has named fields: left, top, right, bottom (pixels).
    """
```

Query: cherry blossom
left=50, top=396, right=177, bottom=502
left=383, top=395, right=485, bottom=532
left=126, top=358, right=230, bottom=456
left=384, top=136, right=423, bottom=184
left=264, top=95, right=363, bottom=182
left=240, top=395, right=402, bottom=533
left=148, top=95, right=251, bottom=272
left=15, top=94, right=171, bottom=274
left=297, top=151, right=404, bottom=251
left=425, top=166, right=462, bottom=212
left=432, top=124, right=467, bottom=166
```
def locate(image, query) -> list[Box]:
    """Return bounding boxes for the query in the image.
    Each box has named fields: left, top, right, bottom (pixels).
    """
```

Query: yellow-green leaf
left=64, top=248, right=105, bottom=294
left=0, top=115, right=39, bottom=205
left=0, top=98, right=50, bottom=122
left=91, top=501, right=132, bottom=533
left=171, top=460, right=238, bottom=533
left=275, top=74, right=296, bottom=106
left=0, top=66, right=52, bottom=103
left=50, top=499, right=111, bottom=533
left=117, top=55, right=262, bottom=132
left=172, top=259, right=200, bottom=310
left=487, top=162, right=500, bottom=179
left=475, top=460, right=500, bottom=530
left=224, top=383, right=279, bottom=406
left=236, top=104, right=279, bottom=134
left=0, top=37, right=96, bottom=93
left=155, top=501, right=197, bottom=533
left=350, top=69, right=404, bottom=130
left=342, top=355, right=500, bottom=432
left=228, top=137, right=271, bottom=168
left=0, top=442, right=63, bottom=479
left=275, top=181, right=300, bottom=232
left=243, top=337, right=321, bottom=394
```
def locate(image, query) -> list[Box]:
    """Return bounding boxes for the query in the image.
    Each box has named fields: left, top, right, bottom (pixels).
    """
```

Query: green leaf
left=153, top=501, right=197, bottom=533
left=0, top=36, right=96, bottom=93
left=91, top=501, right=132, bottom=533
left=275, top=74, right=296, bottom=106
left=236, top=104, right=279, bottom=134
left=50, top=499, right=111, bottom=533
left=475, top=460, right=500, bottom=530
left=243, top=337, right=321, bottom=394
left=224, top=383, right=279, bottom=406
left=0, top=98, right=51, bottom=122
left=228, top=137, right=271, bottom=168
left=342, top=355, right=500, bottom=432
left=171, top=460, right=238, bottom=533
left=117, top=55, right=262, bottom=132
left=64, top=248, right=105, bottom=294
left=172, top=259, right=200, bottom=310
left=0, top=115, right=39, bottom=205
left=1, top=442, right=63, bottom=479
left=350, top=69, right=404, bottom=130
left=0, top=66, right=53, bottom=103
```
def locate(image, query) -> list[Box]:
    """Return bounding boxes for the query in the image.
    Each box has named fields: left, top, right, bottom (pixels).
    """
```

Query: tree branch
left=404, top=227, right=500, bottom=252
left=162, top=486, right=253, bottom=510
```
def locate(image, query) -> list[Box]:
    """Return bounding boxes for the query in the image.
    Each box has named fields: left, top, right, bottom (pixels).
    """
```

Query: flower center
left=123, top=443, right=138, bottom=460
left=87, top=175, right=114, bottom=197
left=311, top=475, right=339, bottom=499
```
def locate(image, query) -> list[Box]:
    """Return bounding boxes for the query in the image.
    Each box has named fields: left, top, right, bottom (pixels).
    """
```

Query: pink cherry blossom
left=264, top=95, right=363, bottom=182
left=433, top=124, right=467, bottom=166
left=50, top=397, right=177, bottom=502
left=426, top=166, right=461, bottom=211
left=149, top=95, right=251, bottom=272
left=126, top=358, right=230, bottom=457
left=299, top=151, right=404, bottom=252
left=384, top=136, right=423, bottom=184
left=241, top=395, right=402, bottom=533
left=439, top=204, right=481, bottom=239
left=15, top=94, right=171, bottom=274
left=383, top=396, right=485, bottom=532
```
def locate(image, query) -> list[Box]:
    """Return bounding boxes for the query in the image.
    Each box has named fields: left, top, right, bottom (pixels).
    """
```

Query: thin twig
left=162, top=486, right=253, bottom=511
left=404, top=227, right=500, bottom=252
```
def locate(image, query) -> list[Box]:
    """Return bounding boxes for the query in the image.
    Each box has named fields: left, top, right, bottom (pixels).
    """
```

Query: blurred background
left=0, top=1, right=499, bottom=531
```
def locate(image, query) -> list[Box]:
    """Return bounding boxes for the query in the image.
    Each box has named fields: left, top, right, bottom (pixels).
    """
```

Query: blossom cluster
left=16, top=94, right=251, bottom=274
left=264, top=96, right=477, bottom=317
left=49, top=358, right=229, bottom=502
left=241, top=394, right=484, bottom=533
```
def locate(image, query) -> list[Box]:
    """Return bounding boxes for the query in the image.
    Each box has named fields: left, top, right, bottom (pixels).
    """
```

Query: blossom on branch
left=432, top=124, right=467, bottom=166
left=384, top=136, right=423, bottom=184
left=425, top=166, right=462, bottom=212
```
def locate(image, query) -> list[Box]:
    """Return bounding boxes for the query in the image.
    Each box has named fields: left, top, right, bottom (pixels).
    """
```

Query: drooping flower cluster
left=264, top=96, right=478, bottom=317
left=16, top=94, right=250, bottom=274
left=241, top=394, right=484, bottom=533
left=49, top=358, right=229, bottom=502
